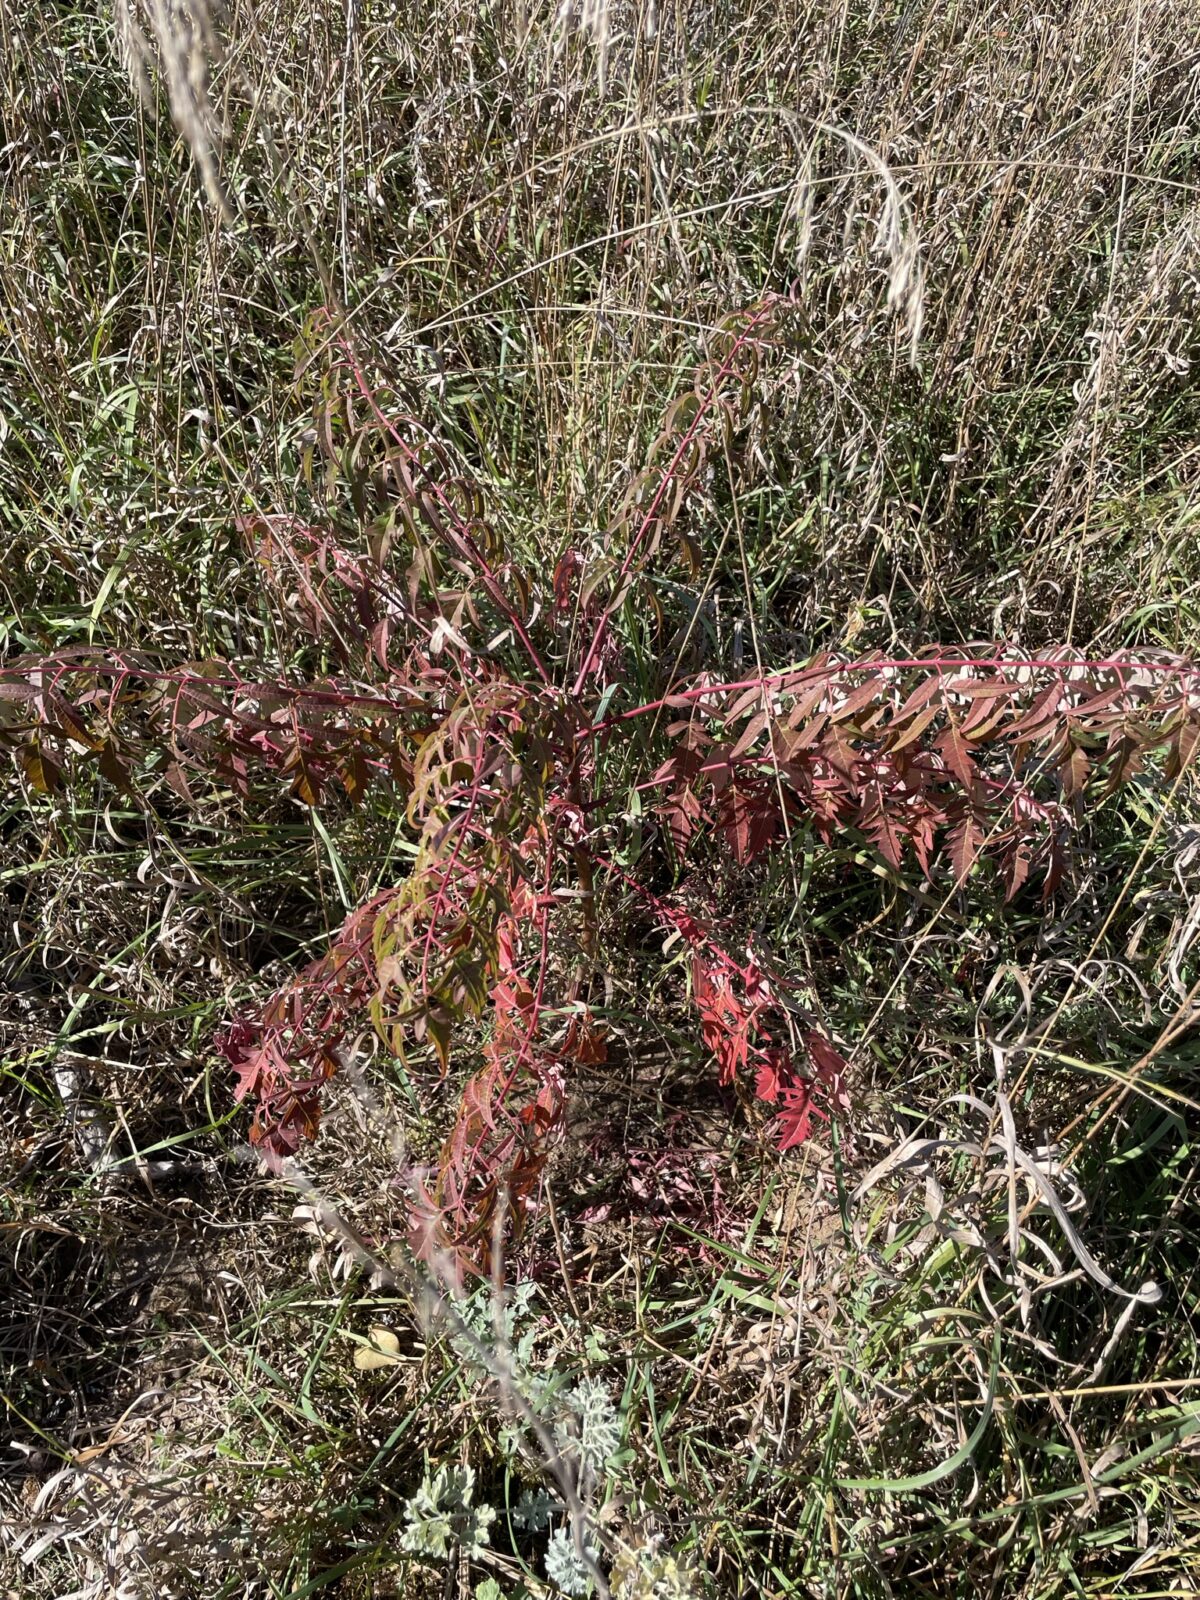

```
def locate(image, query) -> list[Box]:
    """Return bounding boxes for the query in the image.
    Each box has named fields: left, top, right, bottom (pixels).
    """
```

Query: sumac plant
left=4, top=296, right=1198, bottom=1271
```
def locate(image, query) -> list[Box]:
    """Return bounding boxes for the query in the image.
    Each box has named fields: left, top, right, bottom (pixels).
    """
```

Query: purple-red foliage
left=4, top=295, right=1199, bottom=1273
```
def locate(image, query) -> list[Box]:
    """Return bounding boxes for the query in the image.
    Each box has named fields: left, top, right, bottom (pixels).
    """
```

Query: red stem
left=333, top=334, right=552, bottom=687
left=417, top=741, right=492, bottom=997
left=575, top=652, right=1200, bottom=741
left=570, top=305, right=776, bottom=696
left=4, top=653, right=422, bottom=717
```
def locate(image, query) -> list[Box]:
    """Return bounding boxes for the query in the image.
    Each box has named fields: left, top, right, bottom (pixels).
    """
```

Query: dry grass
left=3, top=0, right=1200, bottom=1595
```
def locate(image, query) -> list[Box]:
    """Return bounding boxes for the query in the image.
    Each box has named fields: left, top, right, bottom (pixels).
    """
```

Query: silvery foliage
left=436, top=1283, right=635, bottom=1590
left=512, top=1485, right=560, bottom=1532
left=545, top=1527, right=600, bottom=1596
left=400, top=1463, right=495, bottom=1560
left=559, top=1376, right=622, bottom=1475
left=452, top=1279, right=544, bottom=1393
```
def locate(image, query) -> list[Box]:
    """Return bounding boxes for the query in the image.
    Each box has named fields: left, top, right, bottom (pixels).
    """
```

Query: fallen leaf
left=353, top=1325, right=404, bottom=1371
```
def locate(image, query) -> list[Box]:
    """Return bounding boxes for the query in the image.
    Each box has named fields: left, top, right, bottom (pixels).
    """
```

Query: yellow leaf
left=353, top=1326, right=404, bottom=1371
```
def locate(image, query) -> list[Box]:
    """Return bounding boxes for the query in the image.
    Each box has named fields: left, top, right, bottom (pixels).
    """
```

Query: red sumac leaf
left=776, top=1081, right=826, bottom=1151
left=1070, top=684, right=1124, bottom=724
left=662, top=785, right=704, bottom=854
left=891, top=672, right=945, bottom=723
left=1165, top=714, right=1200, bottom=781
left=1060, top=744, right=1089, bottom=800
left=720, top=786, right=780, bottom=864
left=833, top=674, right=889, bottom=725
left=46, top=695, right=101, bottom=752
left=724, top=684, right=770, bottom=723
left=784, top=711, right=829, bottom=752
left=727, top=708, right=770, bottom=761
left=886, top=702, right=941, bottom=753
left=1003, top=683, right=1064, bottom=742
left=961, top=685, right=1014, bottom=739
left=939, top=727, right=976, bottom=790
left=0, top=681, right=35, bottom=713
left=862, top=792, right=904, bottom=870
left=370, top=617, right=392, bottom=670
left=948, top=814, right=983, bottom=883
left=288, top=752, right=321, bottom=806
left=666, top=719, right=713, bottom=752
left=563, top=1012, right=607, bottom=1065
left=1043, top=828, right=1069, bottom=899
left=163, top=760, right=195, bottom=802
left=754, top=1050, right=787, bottom=1104
left=911, top=814, right=937, bottom=879
left=785, top=679, right=834, bottom=731
left=702, top=752, right=737, bottom=796
left=804, top=1031, right=849, bottom=1097
left=341, top=747, right=370, bottom=804
left=1003, top=841, right=1032, bottom=902
left=945, top=677, right=1014, bottom=700
left=1103, top=721, right=1140, bottom=771
left=822, top=727, right=858, bottom=781
left=96, top=742, right=132, bottom=794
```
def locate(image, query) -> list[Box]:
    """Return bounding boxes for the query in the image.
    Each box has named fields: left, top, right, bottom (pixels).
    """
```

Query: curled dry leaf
left=352, top=1326, right=405, bottom=1371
